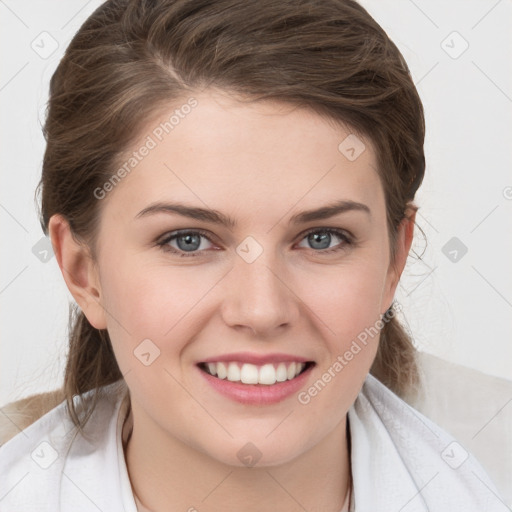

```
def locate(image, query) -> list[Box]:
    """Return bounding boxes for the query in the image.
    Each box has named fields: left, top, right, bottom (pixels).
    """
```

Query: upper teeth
left=205, top=362, right=306, bottom=385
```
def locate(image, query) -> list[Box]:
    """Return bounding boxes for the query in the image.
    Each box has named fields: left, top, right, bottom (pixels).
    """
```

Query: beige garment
left=408, top=352, right=512, bottom=507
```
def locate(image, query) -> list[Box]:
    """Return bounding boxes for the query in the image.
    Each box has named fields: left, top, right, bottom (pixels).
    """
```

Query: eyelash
left=156, top=227, right=354, bottom=258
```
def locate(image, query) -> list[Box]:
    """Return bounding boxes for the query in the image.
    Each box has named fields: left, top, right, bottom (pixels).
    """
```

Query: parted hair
left=37, top=0, right=425, bottom=430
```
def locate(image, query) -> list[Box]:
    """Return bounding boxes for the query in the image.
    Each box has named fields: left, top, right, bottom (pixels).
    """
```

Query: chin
left=199, top=432, right=314, bottom=469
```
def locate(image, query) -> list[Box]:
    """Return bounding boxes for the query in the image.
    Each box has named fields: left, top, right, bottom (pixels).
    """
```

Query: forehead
left=102, top=89, right=384, bottom=220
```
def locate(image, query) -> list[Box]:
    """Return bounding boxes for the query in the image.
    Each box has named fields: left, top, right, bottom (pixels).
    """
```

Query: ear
left=48, top=214, right=108, bottom=330
left=382, top=209, right=416, bottom=313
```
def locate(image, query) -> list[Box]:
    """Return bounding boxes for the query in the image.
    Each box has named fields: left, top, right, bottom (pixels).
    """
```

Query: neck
left=123, top=402, right=351, bottom=512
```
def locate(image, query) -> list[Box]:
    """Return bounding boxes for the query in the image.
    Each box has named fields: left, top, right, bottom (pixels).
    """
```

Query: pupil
left=178, top=233, right=200, bottom=251
left=309, top=232, right=330, bottom=250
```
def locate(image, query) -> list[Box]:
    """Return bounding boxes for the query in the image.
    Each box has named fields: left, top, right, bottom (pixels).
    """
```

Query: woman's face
left=66, top=89, right=408, bottom=467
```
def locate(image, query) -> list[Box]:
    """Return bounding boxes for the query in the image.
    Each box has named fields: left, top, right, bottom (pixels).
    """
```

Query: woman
left=0, top=0, right=507, bottom=510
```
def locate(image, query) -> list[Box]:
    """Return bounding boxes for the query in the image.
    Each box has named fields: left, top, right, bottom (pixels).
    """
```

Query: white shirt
left=0, top=374, right=507, bottom=511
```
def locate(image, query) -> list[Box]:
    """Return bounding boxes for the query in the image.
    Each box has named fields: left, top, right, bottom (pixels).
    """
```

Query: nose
left=220, top=251, right=300, bottom=337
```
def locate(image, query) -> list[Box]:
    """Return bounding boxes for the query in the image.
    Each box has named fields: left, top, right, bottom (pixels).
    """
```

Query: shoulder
left=410, top=351, right=512, bottom=455
left=409, top=352, right=512, bottom=508
left=0, top=381, right=129, bottom=511
left=0, top=388, right=66, bottom=446
left=413, top=350, right=512, bottom=407
left=0, top=388, right=77, bottom=509
left=351, top=369, right=510, bottom=510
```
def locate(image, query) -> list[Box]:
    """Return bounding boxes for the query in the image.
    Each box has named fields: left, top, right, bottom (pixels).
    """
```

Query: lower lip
left=197, top=364, right=314, bottom=405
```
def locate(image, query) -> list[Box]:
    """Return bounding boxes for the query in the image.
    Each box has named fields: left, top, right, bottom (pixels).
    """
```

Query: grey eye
left=297, top=229, right=348, bottom=251
left=307, top=232, right=332, bottom=250
left=175, top=233, right=203, bottom=251
left=161, top=231, right=214, bottom=254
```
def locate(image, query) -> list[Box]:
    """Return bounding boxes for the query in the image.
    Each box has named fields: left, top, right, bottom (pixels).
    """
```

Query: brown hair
left=37, top=0, right=425, bottom=429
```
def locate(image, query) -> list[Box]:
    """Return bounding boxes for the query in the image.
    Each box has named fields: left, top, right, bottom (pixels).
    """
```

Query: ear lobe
left=48, top=214, right=107, bottom=330
left=382, top=210, right=416, bottom=312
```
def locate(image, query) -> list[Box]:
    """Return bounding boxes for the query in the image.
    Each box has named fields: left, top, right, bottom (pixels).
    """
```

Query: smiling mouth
left=198, top=361, right=315, bottom=386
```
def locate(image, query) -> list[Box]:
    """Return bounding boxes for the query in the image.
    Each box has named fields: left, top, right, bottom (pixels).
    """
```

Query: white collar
left=347, top=374, right=507, bottom=511
left=0, top=375, right=506, bottom=511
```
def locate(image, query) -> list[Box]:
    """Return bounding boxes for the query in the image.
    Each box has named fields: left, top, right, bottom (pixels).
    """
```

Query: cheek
left=301, top=256, right=389, bottom=343
left=293, top=260, right=388, bottom=422
left=98, top=254, right=220, bottom=361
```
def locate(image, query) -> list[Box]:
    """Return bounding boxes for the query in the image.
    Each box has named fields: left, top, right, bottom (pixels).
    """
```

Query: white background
left=1, top=0, right=511, bottom=407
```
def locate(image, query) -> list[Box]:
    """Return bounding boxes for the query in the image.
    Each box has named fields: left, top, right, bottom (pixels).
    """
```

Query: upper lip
left=199, top=352, right=312, bottom=365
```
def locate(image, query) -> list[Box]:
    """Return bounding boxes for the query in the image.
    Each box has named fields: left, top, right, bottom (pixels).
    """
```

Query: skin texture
left=49, top=89, right=415, bottom=511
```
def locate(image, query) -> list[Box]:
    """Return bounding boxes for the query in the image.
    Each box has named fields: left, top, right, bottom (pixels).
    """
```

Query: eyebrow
left=135, top=199, right=371, bottom=227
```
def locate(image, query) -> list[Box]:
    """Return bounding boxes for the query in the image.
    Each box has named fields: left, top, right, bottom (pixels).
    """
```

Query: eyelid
left=157, top=228, right=215, bottom=245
